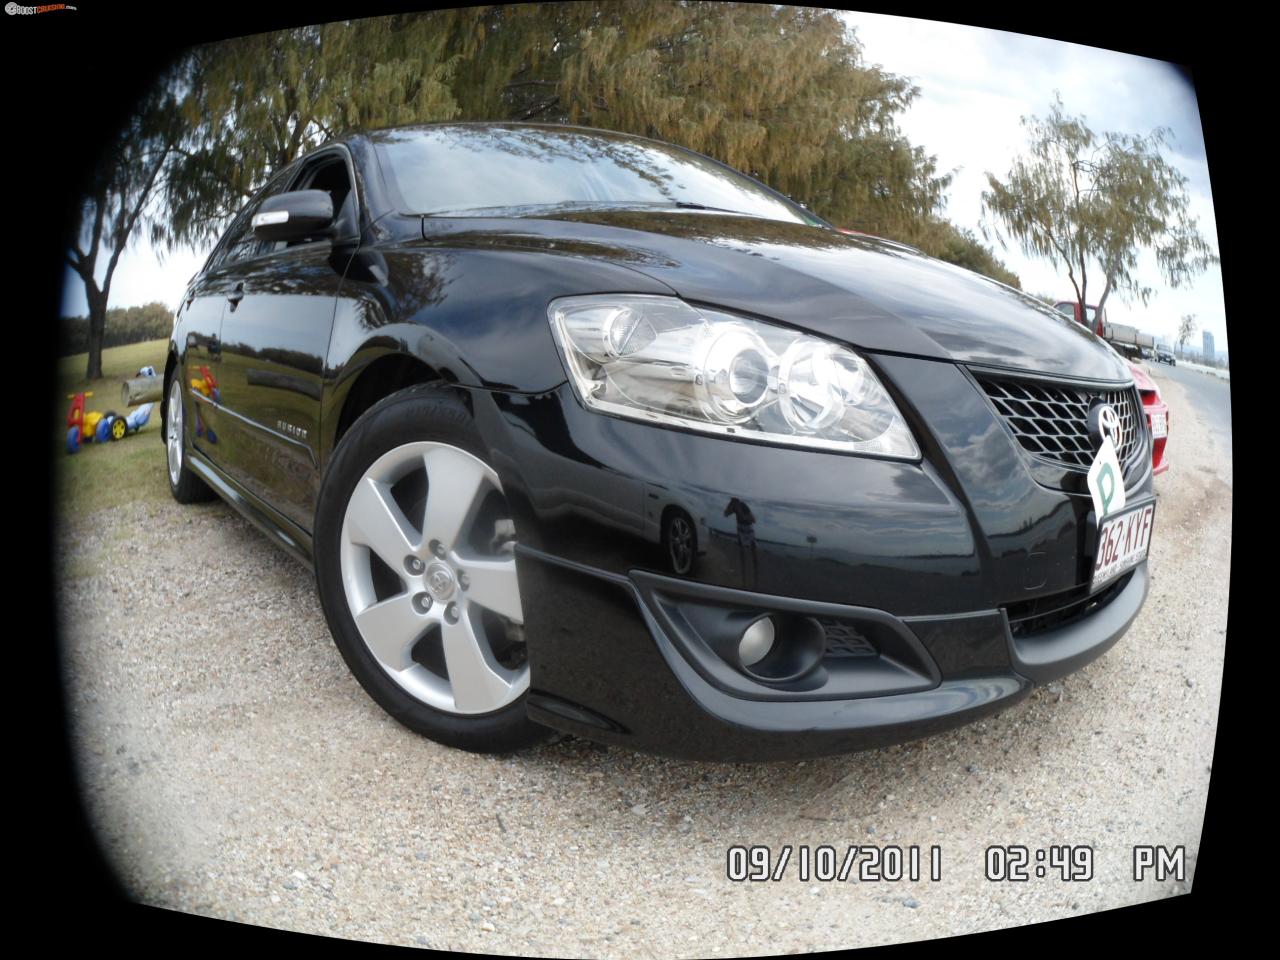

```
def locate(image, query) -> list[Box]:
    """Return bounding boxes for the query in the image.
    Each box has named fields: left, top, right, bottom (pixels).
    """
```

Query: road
left=58, top=368, right=1229, bottom=955
left=1146, top=361, right=1232, bottom=465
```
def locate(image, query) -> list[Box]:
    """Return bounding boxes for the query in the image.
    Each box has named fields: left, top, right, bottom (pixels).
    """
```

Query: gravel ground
left=58, top=370, right=1227, bottom=955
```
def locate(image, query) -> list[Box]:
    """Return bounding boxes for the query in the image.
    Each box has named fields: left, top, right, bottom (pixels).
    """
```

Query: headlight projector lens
left=703, top=328, right=772, bottom=421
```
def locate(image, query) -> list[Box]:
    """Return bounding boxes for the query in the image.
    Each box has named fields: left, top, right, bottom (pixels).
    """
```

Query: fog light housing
left=734, top=613, right=826, bottom=683
left=631, top=570, right=944, bottom=701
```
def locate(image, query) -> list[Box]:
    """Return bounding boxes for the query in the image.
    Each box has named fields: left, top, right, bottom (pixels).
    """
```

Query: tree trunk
left=85, top=287, right=108, bottom=381
left=1094, top=277, right=1113, bottom=322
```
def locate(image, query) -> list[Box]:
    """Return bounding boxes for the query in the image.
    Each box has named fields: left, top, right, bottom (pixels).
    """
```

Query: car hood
left=423, top=210, right=1131, bottom=383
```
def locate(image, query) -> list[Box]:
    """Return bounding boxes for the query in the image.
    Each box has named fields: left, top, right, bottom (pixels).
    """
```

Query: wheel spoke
left=442, top=610, right=512, bottom=712
left=422, top=446, right=489, bottom=552
left=462, top=557, right=523, bottom=624
left=346, top=476, right=421, bottom=568
left=353, top=593, right=423, bottom=671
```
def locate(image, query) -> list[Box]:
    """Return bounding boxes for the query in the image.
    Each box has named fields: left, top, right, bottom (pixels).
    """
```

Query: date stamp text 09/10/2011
left=725, top=845, right=1187, bottom=884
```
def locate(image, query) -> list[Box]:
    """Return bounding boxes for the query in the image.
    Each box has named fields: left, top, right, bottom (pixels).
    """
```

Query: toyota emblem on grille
left=1088, top=402, right=1123, bottom=452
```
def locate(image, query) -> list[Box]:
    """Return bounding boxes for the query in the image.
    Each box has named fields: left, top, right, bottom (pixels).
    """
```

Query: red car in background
left=1129, top=361, right=1169, bottom=475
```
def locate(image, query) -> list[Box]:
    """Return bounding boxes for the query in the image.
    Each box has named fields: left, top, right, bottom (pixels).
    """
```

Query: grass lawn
left=54, top=338, right=173, bottom=513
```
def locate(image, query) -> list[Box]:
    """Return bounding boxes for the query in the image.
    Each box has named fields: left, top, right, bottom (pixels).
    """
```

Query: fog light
left=738, top=614, right=827, bottom=684
left=738, top=616, right=776, bottom=667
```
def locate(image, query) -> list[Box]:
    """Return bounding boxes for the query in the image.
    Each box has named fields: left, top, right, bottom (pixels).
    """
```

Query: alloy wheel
left=167, top=378, right=183, bottom=486
left=668, top=514, right=694, bottom=574
left=338, top=441, right=528, bottom=715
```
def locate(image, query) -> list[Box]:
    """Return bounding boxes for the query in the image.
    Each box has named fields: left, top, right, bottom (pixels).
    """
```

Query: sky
left=840, top=11, right=1224, bottom=354
left=61, top=11, right=1225, bottom=355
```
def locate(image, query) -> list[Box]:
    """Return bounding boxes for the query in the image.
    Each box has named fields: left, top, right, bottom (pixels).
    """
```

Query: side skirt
left=187, top=450, right=315, bottom=572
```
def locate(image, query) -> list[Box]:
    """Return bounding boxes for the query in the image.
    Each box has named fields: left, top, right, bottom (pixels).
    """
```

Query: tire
left=663, top=508, right=697, bottom=576
left=165, top=375, right=215, bottom=503
left=314, top=382, right=549, bottom=754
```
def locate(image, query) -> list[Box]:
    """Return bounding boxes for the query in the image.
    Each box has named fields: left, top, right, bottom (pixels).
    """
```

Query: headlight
left=547, top=295, right=920, bottom=459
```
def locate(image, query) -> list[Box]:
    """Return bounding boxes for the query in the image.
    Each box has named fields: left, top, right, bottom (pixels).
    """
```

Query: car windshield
left=371, top=125, right=814, bottom=225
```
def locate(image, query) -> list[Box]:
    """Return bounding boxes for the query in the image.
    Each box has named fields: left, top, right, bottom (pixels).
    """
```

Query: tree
left=982, top=95, right=1217, bottom=323
left=60, top=301, right=175, bottom=358
left=66, top=67, right=185, bottom=379
left=478, top=2, right=953, bottom=239
left=1176, top=313, right=1197, bottom=354
left=150, top=3, right=1027, bottom=288
left=159, top=4, right=955, bottom=253
left=160, top=13, right=478, bottom=248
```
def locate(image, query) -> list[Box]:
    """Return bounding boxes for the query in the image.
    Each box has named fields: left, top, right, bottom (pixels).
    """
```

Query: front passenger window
left=221, top=221, right=264, bottom=265
left=267, top=156, right=355, bottom=253
left=211, top=169, right=294, bottom=269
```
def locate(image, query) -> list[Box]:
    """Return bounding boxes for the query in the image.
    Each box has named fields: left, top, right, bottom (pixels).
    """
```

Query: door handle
left=226, top=283, right=245, bottom=309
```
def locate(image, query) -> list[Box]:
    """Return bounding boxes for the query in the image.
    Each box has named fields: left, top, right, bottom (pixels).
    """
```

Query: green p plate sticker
left=1087, top=436, right=1125, bottom=519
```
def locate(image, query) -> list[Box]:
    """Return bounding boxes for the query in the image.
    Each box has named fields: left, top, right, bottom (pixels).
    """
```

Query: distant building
left=1203, top=330, right=1215, bottom=363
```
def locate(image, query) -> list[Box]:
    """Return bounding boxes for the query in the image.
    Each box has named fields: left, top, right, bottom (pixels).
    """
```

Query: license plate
left=1150, top=411, right=1168, bottom=438
left=1092, top=501, right=1156, bottom=591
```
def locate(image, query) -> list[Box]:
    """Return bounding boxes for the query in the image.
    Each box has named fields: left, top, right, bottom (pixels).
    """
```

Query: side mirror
left=252, top=189, right=335, bottom=243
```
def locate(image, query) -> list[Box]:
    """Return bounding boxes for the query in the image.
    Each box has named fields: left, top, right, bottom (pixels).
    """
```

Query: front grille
left=1004, top=572, right=1133, bottom=638
left=976, top=375, right=1145, bottom=472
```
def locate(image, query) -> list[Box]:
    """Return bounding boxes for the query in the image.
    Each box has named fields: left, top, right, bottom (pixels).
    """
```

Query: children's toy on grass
left=64, top=366, right=158, bottom=455
left=65, top=390, right=93, bottom=454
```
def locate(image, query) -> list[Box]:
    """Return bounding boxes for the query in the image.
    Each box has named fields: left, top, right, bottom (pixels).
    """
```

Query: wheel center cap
left=424, top=560, right=457, bottom=602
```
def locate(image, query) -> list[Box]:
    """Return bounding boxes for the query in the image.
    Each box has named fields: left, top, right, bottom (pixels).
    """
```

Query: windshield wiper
left=418, top=200, right=660, bottom=218
left=670, top=201, right=725, bottom=212
left=645, top=200, right=764, bottom=217
left=415, top=199, right=766, bottom=219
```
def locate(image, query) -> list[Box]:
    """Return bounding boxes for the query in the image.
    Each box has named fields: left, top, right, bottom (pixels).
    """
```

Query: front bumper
left=516, top=549, right=1147, bottom=761
left=466, top=353, right=1153, bottom=761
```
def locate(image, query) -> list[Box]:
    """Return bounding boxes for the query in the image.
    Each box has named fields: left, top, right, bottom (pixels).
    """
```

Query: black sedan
left=163, top=123, right=1155, bottom=760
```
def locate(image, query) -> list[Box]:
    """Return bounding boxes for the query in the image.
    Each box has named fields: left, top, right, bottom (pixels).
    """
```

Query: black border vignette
left=9, top=1, right=1240, bottom=954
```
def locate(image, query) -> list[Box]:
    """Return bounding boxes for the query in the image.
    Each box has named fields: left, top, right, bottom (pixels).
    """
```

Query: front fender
left=320, top=242, right=678, bottom=471
left=328, top=243, right=677, bottom=395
